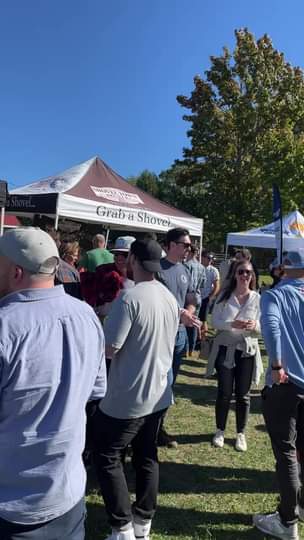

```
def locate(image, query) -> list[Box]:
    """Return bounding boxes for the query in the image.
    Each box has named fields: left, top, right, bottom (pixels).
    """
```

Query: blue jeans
left=172, top=326, right=188, bottom=384
left=0, top=498, right=86, bottom=540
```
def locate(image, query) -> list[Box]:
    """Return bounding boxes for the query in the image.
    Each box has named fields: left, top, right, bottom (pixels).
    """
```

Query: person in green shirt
left=80, top=234, right=113, bottom=272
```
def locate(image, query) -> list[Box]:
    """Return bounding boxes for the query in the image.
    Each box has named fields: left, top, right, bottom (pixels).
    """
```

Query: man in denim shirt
left=0, top=227, right=107, bottom=540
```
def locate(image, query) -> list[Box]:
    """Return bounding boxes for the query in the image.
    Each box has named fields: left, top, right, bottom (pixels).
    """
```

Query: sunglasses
left=176, top=242, right=192, bottom=249
left=237, top=269, right=252, bottom=276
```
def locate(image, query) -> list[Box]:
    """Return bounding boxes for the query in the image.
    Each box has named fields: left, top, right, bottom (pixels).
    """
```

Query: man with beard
left=0, top=227, right=107, bottom=540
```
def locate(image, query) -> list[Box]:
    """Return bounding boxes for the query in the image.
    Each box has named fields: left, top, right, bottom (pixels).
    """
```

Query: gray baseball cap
left=0, top=227, right=59, bottom=274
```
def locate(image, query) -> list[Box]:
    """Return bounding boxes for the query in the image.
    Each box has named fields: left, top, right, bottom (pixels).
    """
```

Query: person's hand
left=245, top=319, right=256, bottom=331
left=272, top=367, right=289, bottom=385
left=180, top=310, right=202, bottom=329
left=231, top=320, right=247, bottom=329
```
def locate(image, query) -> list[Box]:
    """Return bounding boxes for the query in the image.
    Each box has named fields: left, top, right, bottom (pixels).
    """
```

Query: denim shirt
left=261, top=278, right=304, bottom=389
left=0, top=286, right=106, bottom=524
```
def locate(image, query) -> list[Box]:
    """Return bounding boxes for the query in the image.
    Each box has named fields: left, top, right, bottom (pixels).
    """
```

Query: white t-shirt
left=101, top=280, right=179, bottom=419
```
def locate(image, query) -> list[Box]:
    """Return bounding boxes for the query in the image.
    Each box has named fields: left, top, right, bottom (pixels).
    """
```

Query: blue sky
left=1, top=0, right=304, bottom=189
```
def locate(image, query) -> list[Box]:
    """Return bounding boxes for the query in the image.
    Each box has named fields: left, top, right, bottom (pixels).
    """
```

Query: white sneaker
left=105, top=527, right=136, bottom=540
left=133, top=518, right=151, bottom=539
left=212, top=429, right=224, bottom=448
left=235, top=432, right=247, bottom=452
left=253, top=512, right=299, bottom=539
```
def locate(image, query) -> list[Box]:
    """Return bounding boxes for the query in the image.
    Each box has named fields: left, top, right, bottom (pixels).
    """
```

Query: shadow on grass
left=181, top=358, right=205, bottom=369
left=87, top=460, right=275, bottom=499
left=174, top=382, right=263, bottom=415
left=159, top=463, right=275, bottom=495
left=178, top=368, right=205, bottom=380
left=85, top=502, right=266, bottom=539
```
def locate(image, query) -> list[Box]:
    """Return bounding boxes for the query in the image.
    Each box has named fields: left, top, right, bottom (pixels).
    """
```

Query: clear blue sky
left=1, top=0, right=304, bottom=189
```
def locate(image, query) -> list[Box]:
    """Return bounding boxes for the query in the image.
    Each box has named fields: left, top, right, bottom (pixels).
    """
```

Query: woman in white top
left=210, top=259, right=261, bottom=452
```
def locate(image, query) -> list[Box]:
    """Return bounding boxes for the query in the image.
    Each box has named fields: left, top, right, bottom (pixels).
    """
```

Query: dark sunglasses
left=237, top=269, right=252, bottom=276
left=176, top=241, right=192, bottom=249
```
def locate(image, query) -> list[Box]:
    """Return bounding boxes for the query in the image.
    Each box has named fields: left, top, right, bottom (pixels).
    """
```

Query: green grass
left=85, top=353, right=303, bottom=539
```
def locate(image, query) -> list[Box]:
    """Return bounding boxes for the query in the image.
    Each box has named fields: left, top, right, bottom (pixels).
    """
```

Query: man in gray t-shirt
left=93, top=239, right=179, bottom=540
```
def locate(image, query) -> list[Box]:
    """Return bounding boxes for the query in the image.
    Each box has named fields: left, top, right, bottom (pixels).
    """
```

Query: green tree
left=176, top=28, right=304, bottom=247
left=128, top=170, right=160, bottom=197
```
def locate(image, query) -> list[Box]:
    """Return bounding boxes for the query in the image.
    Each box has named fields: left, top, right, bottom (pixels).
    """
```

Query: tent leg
left=0, top=207, right=5, bottom=236
left=105, top=228, right=110, bottom=248
left=224, top=240, right=229, bottom=260
left=54, top=214, right=59, bottom=230
left=199, top=225, right=203, bottom=256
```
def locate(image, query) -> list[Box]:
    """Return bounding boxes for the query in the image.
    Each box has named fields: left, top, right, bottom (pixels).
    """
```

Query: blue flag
left=272, top=184, right=283, bottom=264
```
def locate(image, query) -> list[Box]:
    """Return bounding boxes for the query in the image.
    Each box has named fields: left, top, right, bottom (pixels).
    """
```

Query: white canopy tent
left=226, top=210, right=304, bottom=252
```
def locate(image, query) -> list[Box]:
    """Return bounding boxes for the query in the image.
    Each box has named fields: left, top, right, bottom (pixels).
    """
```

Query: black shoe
left=157, top=428, right=178, bottom=448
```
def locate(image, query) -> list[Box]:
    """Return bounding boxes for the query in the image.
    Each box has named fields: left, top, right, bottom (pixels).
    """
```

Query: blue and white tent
left=226, top=210, right=304, bottom=250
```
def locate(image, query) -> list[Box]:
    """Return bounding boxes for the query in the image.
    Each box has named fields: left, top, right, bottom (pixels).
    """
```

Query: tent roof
left=227, top=210, right=304, bottom=249
left=9, top=156, right=203, bottom=236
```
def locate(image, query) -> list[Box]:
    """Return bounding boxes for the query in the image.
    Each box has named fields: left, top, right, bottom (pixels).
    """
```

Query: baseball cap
left=130, top=239, right=162, bottom=272
left=111, top=236, right=136, bottom=253
left=0, top=227, right=59, bottom=274
left=283, top=249, right=304, bottom=269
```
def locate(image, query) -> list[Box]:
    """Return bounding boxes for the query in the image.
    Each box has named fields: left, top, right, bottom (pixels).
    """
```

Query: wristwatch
left=271, top=365, right=283, bottom=370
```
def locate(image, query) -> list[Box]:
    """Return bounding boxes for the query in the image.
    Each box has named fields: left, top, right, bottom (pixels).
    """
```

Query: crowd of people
left=0, top=225, right=303, bottom=540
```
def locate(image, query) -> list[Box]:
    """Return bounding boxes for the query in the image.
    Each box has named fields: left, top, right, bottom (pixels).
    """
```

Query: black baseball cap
left=130, top=239, right=162, bottom=272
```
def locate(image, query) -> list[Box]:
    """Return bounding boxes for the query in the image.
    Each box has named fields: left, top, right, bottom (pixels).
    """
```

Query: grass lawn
left=85, top=351, right=303, bottom=540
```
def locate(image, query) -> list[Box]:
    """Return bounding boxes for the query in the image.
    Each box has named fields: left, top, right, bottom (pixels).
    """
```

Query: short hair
left=234, top=248, right=251, bottom=261
left=166, top=228, right=190, bottom=247
left=143, top=232, right=157, bottom=241
left=190, top=245, right=199, bottom=255
left=92, top=234, right=105, bottom=248
left=201, top=250, right=214, bottom=260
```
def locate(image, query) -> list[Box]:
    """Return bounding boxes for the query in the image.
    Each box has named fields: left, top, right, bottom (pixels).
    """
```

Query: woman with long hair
left=207, top=259, right=263, bottom=452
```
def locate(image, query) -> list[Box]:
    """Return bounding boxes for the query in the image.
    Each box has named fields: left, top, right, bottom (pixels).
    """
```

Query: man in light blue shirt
left=0, top=228, right=107, bottom=540
left=253, top=250, right=304, bottom=540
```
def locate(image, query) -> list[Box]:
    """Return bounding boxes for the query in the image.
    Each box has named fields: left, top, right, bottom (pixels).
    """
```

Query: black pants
left=93, top=408, right=165, bottom=529
left=199, top=297, right=210, bottom=322
left=262, top=382, right=304, bottom=525
left=215, top=346, right=254, bottom=433
left=0, top=498, right=86, bottom=540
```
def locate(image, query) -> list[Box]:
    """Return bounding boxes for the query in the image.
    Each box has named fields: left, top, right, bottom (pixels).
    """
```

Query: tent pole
left=225, top=238, right=229, bottom=260
left=105, top=228, right=110, bottom=248
left=54, top=214, right=59, bottom=230
left=199, top=222, right=203, bottom=257
left=54, top=194, right=60, bottom=230
left=0, top=207, right=5, bottom=236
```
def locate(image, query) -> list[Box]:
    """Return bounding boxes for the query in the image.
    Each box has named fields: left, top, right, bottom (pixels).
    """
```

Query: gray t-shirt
left=158, top=258, right=193, bottom=308
left=101, top=280, right=179, bottom=419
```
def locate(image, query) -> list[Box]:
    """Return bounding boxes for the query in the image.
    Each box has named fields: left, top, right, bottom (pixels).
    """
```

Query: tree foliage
left=175, top=29, right=304, bottom=247
left=128, top=170, right=160, bottom=198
